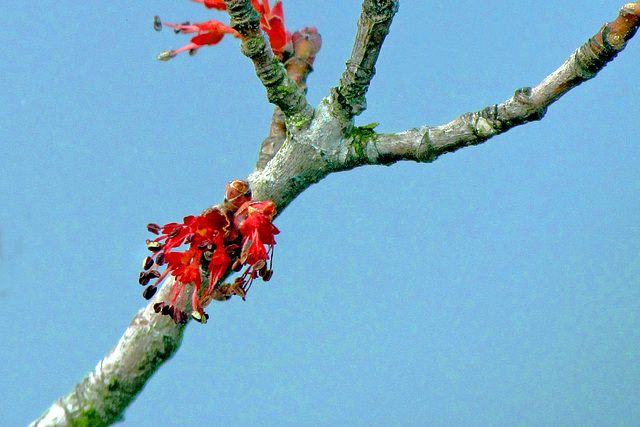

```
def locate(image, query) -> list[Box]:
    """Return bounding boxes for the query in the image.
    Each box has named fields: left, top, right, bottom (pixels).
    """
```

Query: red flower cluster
left=154, top=0, right=291, bottom=60
left=138, top=180, right=279, bottom=324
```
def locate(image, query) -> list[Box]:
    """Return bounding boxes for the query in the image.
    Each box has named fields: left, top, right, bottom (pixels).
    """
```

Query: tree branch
left=30, top=2, right=639, bottom=425
left=342, top=1, right=640, bottom=167
left=30, top=279, right=186, bottom=426
left=330, top=0, right=399, bottom=119
left=223, top=0, right=315, bottom=127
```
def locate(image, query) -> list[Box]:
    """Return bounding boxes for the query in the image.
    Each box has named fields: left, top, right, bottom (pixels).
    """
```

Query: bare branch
left=256, top=27, right=323, bottom=170
left=330, top=0, right=399, bottom=118
left=223, top=0, right=314, bottom=126
left=31, top=279, right=186, bottom=426
left=343, top=1, right=640, bottom=167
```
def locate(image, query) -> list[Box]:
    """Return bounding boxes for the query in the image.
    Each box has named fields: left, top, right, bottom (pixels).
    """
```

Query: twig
left=343, top=2, right=640, bottom=166
left=330, top=0, right=399, bottom=118
left=223, top=0, right=314, bottom=126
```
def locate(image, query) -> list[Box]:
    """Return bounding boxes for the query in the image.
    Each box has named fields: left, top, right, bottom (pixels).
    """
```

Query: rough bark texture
left=31, top=2, right=640, bottom=425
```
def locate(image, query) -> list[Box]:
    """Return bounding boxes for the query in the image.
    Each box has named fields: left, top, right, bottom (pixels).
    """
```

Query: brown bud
left=224, top=180, right=252, bottom=211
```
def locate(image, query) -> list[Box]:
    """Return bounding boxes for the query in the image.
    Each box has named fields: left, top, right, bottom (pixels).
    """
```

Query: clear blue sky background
left=2, top=1, right=639, bottom=425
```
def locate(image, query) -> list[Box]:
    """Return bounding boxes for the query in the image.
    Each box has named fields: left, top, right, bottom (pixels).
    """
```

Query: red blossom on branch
left=155, top=19, right=239, bottom=60
left=154, top=0, right=292, bottom=60
left=139, top=180, right=278, bottom=324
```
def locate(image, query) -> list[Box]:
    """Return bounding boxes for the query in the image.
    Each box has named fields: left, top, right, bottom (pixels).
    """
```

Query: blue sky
left=2, top=1, right=639, bottom=425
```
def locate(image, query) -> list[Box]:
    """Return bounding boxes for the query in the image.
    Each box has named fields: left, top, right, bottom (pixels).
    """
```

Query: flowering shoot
left=154, top=0, right=298, bottom=61
left=139, top=180, right=279, bottom=324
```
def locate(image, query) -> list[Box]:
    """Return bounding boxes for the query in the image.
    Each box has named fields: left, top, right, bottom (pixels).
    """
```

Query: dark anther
left=174, top=21, right=190, bottom=34
left=232, top=259, right=243, bottom=272
left=148, top=270, right=161, bottom=278
left=198, top=240, right=211, bottom=250
left=253, top=260, right=266, bottom=271
left=146, top=240, right=163, bottom=252
left=262, top=270, right=273, bottom=282
left=153, top=16, right=162, bottom=31
left=147, top=223, right=161, bottom=235
left=161, top=304, right=172, bottom=316
left=157, top=50, right=176, bottom=62
left=168, top=227, right=181, bottom=238
left=139, top=272, right=151, bottom=286
left=173, top=310, right=188, bottom=324
left=156, top=252, right=166, bottom=266
left=153, top=302, right=164, bottom=313
left=143, top=285, right=157, bottom=300
left=257, top=264, right=268, bottom=278
left=143, top=256, right=154, bottom=271
left=185, top=233, right=195, bottom=244
left=191, top=311, right=209, bottom=324
left=189, top=48, right=198, bottom=56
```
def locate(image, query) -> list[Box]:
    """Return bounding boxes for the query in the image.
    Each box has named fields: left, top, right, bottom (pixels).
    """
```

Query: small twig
left=256, top=27, right=323, bottom=170
left=223, top=0, right=314, bottom=126
left=30, top=279, right=186, bottom=426
left=330, top=0, right=399, bottom=119
left=343, top=1, right=640, bottom=166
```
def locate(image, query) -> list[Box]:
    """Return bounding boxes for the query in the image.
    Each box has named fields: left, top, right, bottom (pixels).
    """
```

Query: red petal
left=191, top=32, right=225, bottom=47
left=204, top=0, right=227, bottom=10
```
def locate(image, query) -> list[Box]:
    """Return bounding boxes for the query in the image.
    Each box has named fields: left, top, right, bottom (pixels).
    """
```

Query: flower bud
left=224, top=180, right=252, bottom=211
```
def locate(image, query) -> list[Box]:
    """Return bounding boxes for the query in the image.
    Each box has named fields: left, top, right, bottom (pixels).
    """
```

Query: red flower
left=141, top=207, right=235, bottom=323
left=155, top=0, right=292, bottom=59
left=139, top=180, right=279, bottom=323
left=234, top=201, right=279, bottom=265
left=255, top=0, right=291, bottom=55
left=157, top=20, right=239, bottom=60
left=188, top=0, right=227, bottom=10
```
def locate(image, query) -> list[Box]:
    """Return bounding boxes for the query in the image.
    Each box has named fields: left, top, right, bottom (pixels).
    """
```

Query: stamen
left=146, top=240, right=163, bottom=252
left=143, top=285, right=157, bottom=300
left=153, top=15, right=162, bottom=32
left=156, top=252, right=166, bottom=266
left=232, top=259, right=243, bottom=272
left=191, top=310, right=209, bottom=324
left=147, top=223, right=161, bottom=234
left=157, top=50, right=176, bottom=62
left=142, top=256, right=154, bottom=271
left=153, top=302, right=164, bottom=313
left=139, top=272, right=151, bottom=286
